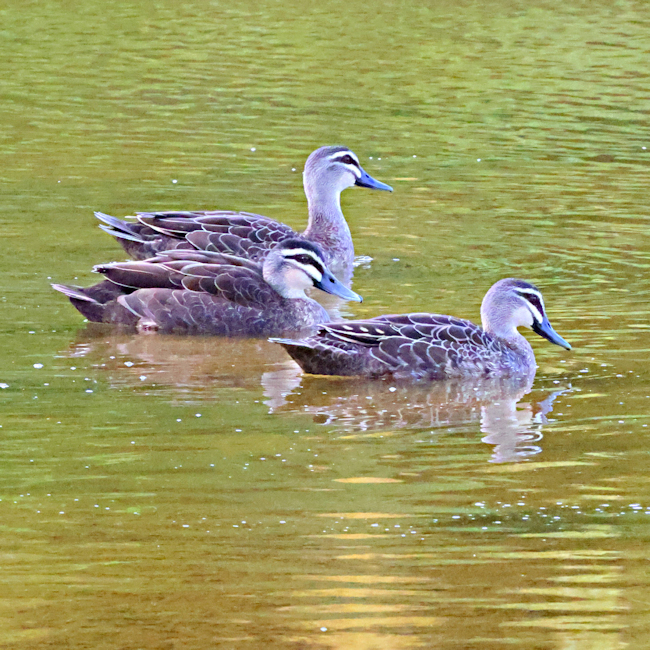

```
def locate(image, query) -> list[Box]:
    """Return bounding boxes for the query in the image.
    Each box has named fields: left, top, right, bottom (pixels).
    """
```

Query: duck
left=271, top=278, right=571, bottom=380
left=96, top=145, right=393, bottom=276
left=52, top=239, right=361, bottom=337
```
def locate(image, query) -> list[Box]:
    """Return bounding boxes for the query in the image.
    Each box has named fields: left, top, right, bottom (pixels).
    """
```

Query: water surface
left=1, top=0, right=650, bottom=647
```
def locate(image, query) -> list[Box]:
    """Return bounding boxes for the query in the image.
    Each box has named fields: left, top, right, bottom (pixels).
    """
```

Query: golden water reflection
left=62, top=330, right=571, bottom=462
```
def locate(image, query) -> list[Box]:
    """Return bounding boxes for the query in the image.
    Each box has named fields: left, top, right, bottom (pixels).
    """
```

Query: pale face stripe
left=285, top=259, right=323, bottom=283
left=280, top=247, right=323, bottom=264
left=515, top=288, right=545, bottom=323
left=281, top=248, right=326, bottom=280
left=330, top=150, right=360, bottom=165
left=329, top=151, right=362, bottom=179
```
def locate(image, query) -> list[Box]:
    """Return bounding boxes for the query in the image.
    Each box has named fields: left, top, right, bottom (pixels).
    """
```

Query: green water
left=2, top=0, right=650, bottom=647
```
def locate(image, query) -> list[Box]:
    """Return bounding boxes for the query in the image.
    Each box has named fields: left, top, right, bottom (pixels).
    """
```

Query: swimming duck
left=52, top=239, right=361, bottom=336
left=96, top=146, right=393, bottom=275
left=272, top=279, right=571, bottom=380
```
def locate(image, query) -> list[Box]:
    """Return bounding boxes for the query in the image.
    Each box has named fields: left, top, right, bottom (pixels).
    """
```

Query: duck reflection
left=61, top=325, right=302, bottom=408
left=273, top=373, right=570, bottom=463
left=61, top=325, right=568, bottom=461
left=480, top=386, right=568, bottom=462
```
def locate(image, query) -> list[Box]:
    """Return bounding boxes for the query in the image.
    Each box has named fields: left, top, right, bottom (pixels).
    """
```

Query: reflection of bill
left=481, top=385, right=571, bottom=463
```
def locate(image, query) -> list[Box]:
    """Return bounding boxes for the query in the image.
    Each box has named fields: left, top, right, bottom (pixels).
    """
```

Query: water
left=1, top=0, right=650, bottom=647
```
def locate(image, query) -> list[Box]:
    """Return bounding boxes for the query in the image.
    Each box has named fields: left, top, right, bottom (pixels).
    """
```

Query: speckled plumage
left=273, top=279, right=571, bottom=380
left=275, top=313, right=527, bottom=380
left=52, top=240, right=360, bottom=337
left=97, top=211, right=296, bottom=262
left=96, top=145, right=392, bottom=275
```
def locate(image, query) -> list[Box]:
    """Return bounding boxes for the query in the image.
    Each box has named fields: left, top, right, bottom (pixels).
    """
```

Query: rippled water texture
left=1, top=0, right=650, bottom=647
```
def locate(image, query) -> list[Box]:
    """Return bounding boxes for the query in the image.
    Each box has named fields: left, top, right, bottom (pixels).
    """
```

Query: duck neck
left=486, top=324, right=536, bottom=368
left=303, top=186, right=353, bottom=266
left=284, top=294, right=331, bottom=329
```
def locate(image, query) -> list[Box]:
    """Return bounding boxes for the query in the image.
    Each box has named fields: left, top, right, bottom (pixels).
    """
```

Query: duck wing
left=92, top=249, right=244, bottom=289
left=137, top=211, right=298, bottom=260
left=95, top=250, right=274, bottom=308
left=178, top=262, right=277, bottom=307
left=97, top=210, right=297, bottom=261
left=319, top=313, right=479, bottom=345
left=114, top=260, right=285, bottom=335
left=282, top=313, right=500, bottom=379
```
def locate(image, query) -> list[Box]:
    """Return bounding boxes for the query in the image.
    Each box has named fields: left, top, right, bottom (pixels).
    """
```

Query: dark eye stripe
left=288, top=254, right=325, bottom=275
left=334, top=154, right=359, bottom=168
left=523, top=293, right=544, bottom=317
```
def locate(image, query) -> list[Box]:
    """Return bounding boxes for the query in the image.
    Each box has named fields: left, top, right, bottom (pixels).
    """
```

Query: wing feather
left=94, top=261, right=184, bottom=290
left=309, top=313, right=502, bottom=378
left=99, top=209, right=301, bottom=260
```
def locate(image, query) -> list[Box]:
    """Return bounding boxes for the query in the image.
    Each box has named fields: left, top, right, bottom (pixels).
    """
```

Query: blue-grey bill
left=315, top=270, right=363, bottom=302
left=355, top=168, right=393, bottom=192
left=533, top=316, right=571, bottom=350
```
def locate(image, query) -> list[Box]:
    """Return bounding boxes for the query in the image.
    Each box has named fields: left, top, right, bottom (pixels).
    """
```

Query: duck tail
left=95, top=212, right=145, bottom=243
left=269, top=337, right=317, bottom=371
left=52, top=283, right=104, bottom=321
left=52, top=280, right=127, bottom=323
left=270, top=336, right=364, bottom=377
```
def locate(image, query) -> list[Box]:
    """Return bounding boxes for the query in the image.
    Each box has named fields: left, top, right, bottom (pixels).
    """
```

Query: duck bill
left=314, top=270, right=363, bottom=302
left=532, top=316, right=571, bottom=350
left=355, top=168, right=393, bottom=192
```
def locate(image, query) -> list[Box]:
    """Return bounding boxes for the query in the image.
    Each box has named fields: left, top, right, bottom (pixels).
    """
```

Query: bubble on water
left=33, top=363, right=43, bottom=369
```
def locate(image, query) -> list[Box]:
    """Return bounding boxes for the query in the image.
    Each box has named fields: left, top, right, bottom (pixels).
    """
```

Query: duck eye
left=525, top=295, right=544, bottom=316
left=338, top=154, right=357, bottom=167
